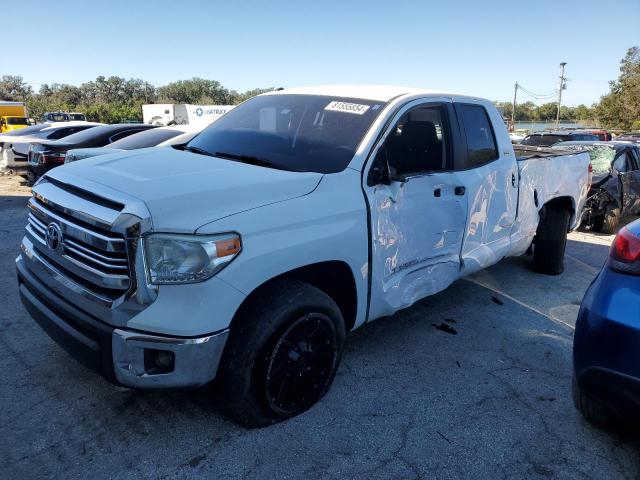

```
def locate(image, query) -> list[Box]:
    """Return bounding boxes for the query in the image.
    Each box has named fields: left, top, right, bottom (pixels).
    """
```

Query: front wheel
left=220, top=279, right=345, bottom=427
left=599, top=206, right=621, bottom=234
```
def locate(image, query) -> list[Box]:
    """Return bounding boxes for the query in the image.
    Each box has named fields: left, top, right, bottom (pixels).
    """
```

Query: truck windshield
left=68, top=114, right=86, bottom=121
left=7, top=117, right=29, bottom=125
left=186, top=94, right=387, bottom=173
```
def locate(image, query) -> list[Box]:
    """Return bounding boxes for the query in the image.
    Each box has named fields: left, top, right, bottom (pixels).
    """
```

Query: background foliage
left=1, top=46, right=637, bottom=128
left=0, top=75, right=272, bottom=123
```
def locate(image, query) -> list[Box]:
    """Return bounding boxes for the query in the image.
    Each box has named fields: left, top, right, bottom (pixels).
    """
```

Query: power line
left=517, top=84, right=559, bottom=100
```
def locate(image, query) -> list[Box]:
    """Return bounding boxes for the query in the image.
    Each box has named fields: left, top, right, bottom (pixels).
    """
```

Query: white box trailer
left=142, top=104, right=234, bottom=127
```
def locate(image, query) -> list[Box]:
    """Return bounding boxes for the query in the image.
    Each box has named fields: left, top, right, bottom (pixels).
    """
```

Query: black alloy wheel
left=264, top=313, right=338, bottom=417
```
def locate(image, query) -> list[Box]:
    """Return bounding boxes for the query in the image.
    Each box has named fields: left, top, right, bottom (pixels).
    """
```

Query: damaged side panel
left=368, top=175, right=467, bottom=318
left=509, top=151, right=590, bottom=256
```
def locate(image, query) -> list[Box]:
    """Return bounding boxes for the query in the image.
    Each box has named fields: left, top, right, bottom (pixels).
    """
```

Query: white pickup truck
left=16, top=86, right=590, bottom=427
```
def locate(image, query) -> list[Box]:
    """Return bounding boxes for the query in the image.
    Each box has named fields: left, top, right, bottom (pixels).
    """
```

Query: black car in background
left=520, top=130, right=599, bottom=147
left=554, top=141, right=640, bottom=233
left=27, top=124, right=156, bottom=182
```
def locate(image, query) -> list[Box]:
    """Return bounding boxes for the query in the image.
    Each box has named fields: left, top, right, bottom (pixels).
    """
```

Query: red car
left=583, top=129, right=612, bottom=141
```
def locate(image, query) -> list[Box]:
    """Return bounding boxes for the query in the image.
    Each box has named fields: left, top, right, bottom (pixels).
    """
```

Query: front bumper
left=573, top=268, right=640, bottom=417
left=17, top=254, right=229, bottom=389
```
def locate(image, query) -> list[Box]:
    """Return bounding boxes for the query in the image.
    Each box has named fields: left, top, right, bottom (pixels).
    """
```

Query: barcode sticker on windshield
left=324, top=101, right=370, bottom=115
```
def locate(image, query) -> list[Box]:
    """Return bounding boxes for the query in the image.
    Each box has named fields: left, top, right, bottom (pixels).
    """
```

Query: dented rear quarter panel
left=508, top=151, right=591, bottom=257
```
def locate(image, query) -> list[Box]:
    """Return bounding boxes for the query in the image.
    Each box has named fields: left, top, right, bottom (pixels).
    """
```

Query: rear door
left=364, top=99, right=468, bottom=316
left=450, top=102, right=518, bottom=274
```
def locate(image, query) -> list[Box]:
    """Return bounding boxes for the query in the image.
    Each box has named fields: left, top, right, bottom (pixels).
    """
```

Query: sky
left=4, top=0, right=639, bottom=107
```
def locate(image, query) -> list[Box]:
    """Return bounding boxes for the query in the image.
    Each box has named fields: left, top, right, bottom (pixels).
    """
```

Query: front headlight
left=144, top=233, right=241, bottom=284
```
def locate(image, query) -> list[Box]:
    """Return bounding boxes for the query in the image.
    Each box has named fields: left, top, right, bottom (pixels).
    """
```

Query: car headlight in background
left=144, top=233, right=241, bottom=284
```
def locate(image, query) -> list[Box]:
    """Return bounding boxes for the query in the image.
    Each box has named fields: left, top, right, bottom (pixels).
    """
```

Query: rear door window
left=613, top=153, right=628, bottom=172
left=456, top=104, right=498, bottom=168
left=627, top=149, right=640, bottom=170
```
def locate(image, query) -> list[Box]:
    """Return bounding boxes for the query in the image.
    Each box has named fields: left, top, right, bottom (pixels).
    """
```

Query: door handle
left=434, top=188, right=441, bottom=197
left=454, top=186, right=466, bottom=196
left=512, top=173, right=516, bottom=187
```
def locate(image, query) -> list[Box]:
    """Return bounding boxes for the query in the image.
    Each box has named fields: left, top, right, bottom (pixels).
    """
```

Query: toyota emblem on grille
left=45, top=223, right=63, bottom=252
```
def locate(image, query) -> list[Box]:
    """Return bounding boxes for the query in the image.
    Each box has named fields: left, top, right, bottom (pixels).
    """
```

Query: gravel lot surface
left=1, top=174, right=638, bottom=479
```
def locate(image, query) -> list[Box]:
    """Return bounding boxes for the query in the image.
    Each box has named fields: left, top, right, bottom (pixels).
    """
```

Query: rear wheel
left=220, top=279, right=345, bottom=427
left=531, top=206, right=571, bottom=275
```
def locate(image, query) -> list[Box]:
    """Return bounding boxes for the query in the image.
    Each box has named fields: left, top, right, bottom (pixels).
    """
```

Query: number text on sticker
left=325, top=101, right=370, bottom=115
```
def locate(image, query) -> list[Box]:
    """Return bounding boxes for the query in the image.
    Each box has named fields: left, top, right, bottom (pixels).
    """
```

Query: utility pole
left=511, top=82, right=518, bottom=132
left=555, top=62, right=567, bottom=128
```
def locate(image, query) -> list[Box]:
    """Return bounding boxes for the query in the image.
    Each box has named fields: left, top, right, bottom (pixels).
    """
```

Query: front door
left=364, top=100, right=468, bottom=317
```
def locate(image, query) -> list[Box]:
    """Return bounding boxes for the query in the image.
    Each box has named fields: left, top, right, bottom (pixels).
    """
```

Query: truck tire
left=531, top=206, right=570, bottom=275
left=572, top=377, right=612, bottom=425
left=220, top=279, right=345, bottom=428
left=600, top=206, right=621, bottom=234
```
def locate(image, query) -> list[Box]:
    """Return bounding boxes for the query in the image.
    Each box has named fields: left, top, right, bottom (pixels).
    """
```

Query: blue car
left=573, top=219, right=640, bottom=424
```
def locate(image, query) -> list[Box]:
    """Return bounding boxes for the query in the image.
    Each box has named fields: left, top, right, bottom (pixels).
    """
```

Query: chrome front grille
left=20, top=171, right=156, bottom=327
left=25, top=190, right=131, bottom=293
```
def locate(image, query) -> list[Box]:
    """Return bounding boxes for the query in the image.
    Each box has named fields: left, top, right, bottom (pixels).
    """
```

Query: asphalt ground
left=1, top=175, right=638, bottom=479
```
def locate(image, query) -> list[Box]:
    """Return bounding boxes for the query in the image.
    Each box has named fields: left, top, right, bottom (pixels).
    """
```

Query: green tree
left=157, top=78, right=230, bottom=104
left=573, top=104, right=594, bottom=121
left=0, top=75, right=33, bottom=101
left=595, top=46, right=640, bottom=129
left=3, top=74, right=271, bottom=123
left=534, top=102, right=557, bottom=121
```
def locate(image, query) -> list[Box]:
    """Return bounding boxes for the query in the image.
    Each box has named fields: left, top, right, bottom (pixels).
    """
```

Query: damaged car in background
left=554, top=141, right=640, bottom=233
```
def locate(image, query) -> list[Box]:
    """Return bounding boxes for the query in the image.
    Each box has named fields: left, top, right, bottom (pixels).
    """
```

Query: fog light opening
left=144, top=349, right=175, bottom=375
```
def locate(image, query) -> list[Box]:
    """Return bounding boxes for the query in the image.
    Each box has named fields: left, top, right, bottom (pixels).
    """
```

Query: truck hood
left=50, top=148, right=323, bottom=232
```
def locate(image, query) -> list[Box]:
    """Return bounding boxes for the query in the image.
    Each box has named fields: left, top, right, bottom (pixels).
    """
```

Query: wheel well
left=543, top=196, right=574, bottom=214
left=233, top=261, right=358, bottom=333
left=542, top=196, right=575, bottom=229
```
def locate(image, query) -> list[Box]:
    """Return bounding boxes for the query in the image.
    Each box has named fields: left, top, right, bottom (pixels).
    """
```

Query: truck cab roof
left=262, top=85, right=482, bottom=103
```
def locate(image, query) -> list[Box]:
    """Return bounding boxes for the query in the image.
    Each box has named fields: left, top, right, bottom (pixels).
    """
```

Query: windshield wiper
left=214, top=151, right=296, bottom=171
left=184, top=145, right=216, bottom=157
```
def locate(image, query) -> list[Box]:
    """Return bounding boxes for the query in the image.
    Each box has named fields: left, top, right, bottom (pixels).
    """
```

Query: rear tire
left=572, top=377, right=613, bottom=425
left=600, top=206, right=620, bottom=234
left=220, top=279, right=345, bottom=428
left=531, top=206, right=571, bottom=275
